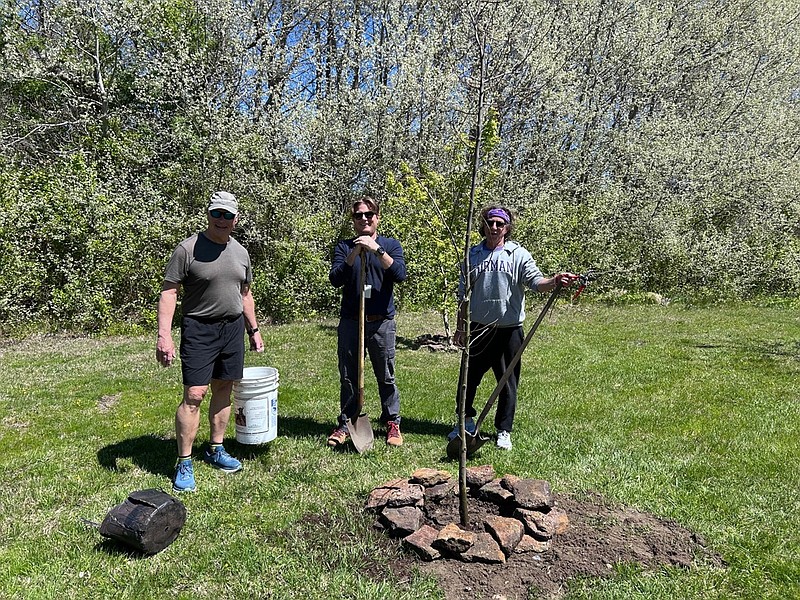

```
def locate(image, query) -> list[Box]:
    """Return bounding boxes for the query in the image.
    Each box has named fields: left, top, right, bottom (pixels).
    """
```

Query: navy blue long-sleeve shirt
left=329, top=236, right=407, bottom=319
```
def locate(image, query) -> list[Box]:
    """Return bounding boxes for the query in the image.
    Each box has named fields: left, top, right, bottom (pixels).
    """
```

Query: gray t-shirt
left=164, top=232, right=253, bottom=320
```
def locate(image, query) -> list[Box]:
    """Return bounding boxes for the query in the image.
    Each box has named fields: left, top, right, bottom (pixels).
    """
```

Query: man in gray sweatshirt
left=450, top=205, right=577, bottom=450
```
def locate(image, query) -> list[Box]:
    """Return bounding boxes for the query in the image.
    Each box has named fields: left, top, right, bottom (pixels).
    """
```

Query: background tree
left=1, top=0, right=797, bottom=331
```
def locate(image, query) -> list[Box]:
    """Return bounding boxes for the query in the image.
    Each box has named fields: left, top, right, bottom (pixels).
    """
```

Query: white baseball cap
left=208, top=191, right=238, bottom=214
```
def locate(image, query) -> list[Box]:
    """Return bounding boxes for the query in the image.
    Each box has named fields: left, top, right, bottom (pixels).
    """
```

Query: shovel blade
left=445, top=431, right=488, bottom=460
left=346, top=413, right=374, bottom=453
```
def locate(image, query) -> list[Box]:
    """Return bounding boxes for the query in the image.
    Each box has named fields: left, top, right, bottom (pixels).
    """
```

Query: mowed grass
left=0, top=303, right=797, bottom=600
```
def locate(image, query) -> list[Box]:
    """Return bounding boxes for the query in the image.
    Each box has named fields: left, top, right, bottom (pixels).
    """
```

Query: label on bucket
left=234, top=368, right=279, bottom=445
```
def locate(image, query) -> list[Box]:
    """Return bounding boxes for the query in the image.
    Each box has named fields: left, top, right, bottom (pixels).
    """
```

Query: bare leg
left=176, top=385, right=208, bottom=456
left=208, top=378, right=234, bottom=444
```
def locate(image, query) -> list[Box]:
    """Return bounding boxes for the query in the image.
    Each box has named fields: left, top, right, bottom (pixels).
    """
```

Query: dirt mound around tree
left=417, top=491, right=724, bottom=599
left=367, top=467, right=724, bottom=600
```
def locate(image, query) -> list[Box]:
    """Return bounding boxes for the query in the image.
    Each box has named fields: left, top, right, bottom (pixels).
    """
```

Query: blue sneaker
left=447, top=417, right=476, bottom=441
left=203, top=445, right=242, bottom=473
left=172, top=460, right=196, bottom=493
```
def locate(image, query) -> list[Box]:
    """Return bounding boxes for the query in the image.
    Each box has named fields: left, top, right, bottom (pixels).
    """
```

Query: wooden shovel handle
left=357, top=253, right=366, bottom=411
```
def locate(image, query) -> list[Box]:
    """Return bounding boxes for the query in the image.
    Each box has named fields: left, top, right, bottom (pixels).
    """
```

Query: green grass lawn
left=0, top=303, right=798, bottom=599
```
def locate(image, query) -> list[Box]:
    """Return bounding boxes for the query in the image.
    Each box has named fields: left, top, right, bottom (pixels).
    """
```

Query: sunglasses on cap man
left=210, top=209, right=236, bottom=220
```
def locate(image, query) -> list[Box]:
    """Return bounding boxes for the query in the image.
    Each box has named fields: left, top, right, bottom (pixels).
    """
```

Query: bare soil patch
left=390, top=490, right=724, bottom=600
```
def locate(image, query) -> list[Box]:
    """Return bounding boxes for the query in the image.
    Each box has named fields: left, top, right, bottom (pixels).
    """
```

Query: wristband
left=247, top=327, right=259, bottom=335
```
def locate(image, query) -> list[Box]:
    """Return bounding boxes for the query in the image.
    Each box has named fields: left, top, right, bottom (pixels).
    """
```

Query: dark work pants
left=455, top=323, right=524, bottom=432
left=337, top=317, right=401, bottom=426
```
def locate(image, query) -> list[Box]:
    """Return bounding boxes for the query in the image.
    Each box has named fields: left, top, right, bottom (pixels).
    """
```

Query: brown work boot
left=327, top=425, right=349, bottom=447
left=386, top=421, right=403, bottom=447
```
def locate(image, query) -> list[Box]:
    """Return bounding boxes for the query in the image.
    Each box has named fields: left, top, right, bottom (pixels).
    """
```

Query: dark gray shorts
left=180, top=314, right=245, bottom=386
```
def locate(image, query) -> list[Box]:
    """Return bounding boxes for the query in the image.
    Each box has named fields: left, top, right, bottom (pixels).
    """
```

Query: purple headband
left=487, top=208, right=510, bottom=223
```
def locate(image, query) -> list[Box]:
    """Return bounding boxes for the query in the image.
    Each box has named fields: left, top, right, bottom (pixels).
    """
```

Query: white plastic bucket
left=233, top=367, right=279, bottom=444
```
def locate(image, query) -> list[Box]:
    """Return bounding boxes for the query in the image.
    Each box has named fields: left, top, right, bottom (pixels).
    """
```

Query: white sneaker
left=447, top=417, right=476, bottom=441
left=496, top=430, right=512, bottom=450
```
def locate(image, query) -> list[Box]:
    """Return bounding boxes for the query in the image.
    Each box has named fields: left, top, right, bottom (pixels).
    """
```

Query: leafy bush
left=0, top=155, right=186, bottom=332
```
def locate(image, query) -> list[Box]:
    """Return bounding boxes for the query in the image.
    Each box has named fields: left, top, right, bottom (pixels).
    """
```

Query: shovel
left=446, top=284, right=562, bottom=460
left=346, top=253, right=374, bottom=452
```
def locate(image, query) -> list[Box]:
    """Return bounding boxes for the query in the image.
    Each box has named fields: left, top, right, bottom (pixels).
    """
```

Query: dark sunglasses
left=353, top=211, right=376, bottom=220
left=210, top=209, right=236, bottom=220
left=486, top=220, right=507, bottom=228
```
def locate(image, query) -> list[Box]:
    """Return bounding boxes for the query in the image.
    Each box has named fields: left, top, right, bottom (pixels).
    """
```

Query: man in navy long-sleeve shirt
left=328, top=196, right=407, bottom=448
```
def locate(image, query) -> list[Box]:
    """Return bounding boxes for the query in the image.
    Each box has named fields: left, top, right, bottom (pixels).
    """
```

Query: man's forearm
left=157, top=291, right=178, bottom=337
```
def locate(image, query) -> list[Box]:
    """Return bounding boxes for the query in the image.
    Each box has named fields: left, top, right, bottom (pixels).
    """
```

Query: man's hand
left=249, top=331, right=264, bottom=352
left=156, top=335, right=176, bottom=367
left=354, top=236, right=380, bottom=253
left=554, top=272, right=579, bottom=287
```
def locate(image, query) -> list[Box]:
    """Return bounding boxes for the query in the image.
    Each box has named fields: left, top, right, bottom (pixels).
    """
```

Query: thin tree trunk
left=458, top=15, right=488, bottom=528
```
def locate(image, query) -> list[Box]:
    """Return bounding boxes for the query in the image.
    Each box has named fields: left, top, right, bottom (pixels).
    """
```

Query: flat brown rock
left=484, top=515, right=524, bottom=556
left=461, top=532, right=506, bottom=564
left=410, top=468, right=451, bottom=487
left=516, top=534, right=551, bottom=553
left=424, top=480, right=457, bottom=501
left=466, top=465, right=495, bottom=489
left=365, top=478, right=409, bottom=512
left=402, top=524, right=441, bottom=561
left=500, top=474, right=521, bottom=490
left=510, top=478, right=553, bottom=511
left=478, top=478, right=514, bottom=503
left=515, top=507, right=569, bottom=540
left=367, top=480, right=424, bottom=511
left=379, top=506, right=423, bottom=537
left=432, top=522, right=475, bottom=555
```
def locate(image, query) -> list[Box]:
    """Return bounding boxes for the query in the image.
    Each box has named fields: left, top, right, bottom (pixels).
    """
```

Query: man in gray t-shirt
left=156, top=191, right=264, bottom=493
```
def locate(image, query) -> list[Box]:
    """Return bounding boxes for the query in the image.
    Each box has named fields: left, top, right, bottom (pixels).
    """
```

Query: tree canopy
left=1, top=0, right=798, bottom=330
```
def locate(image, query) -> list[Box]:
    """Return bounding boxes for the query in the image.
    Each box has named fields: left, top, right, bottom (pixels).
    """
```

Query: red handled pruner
left=571, top=269, right=604, bottom=303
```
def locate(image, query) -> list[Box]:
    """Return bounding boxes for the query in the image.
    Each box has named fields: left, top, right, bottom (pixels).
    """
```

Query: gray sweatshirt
left=459, top=240, right=545, bottom=327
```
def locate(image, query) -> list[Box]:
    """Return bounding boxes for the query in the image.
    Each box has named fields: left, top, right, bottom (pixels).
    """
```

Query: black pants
left=455, top=323, right=524, bottom=432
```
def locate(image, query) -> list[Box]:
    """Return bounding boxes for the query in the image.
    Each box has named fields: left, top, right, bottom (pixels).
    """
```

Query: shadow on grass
left=97, top=435, right=175, bottom=477
left=93, top=538, right=155, bottom=559
left=96, top=414, right=457, bottom=475
left=398, top=415, right=452, bottom=438
left=98, top=434, right=265, bottom=475
left=274, top=414, right=332, bottom=439
left=275, top=414, right=451, bottom=440
left=267, top=413, right=454, bottom=458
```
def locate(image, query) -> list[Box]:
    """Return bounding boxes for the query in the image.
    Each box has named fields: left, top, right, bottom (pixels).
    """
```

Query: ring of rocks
left=368, top=465, right=564, bottom=563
